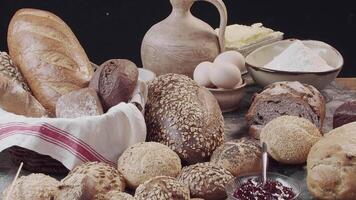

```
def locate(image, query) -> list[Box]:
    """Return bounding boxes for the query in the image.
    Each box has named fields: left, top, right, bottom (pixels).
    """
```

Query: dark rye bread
left=333, top=101, right=356, bottom=128
left=246, top=81, right=325, bottom=139
left=145, top=74, right=224, bottom=165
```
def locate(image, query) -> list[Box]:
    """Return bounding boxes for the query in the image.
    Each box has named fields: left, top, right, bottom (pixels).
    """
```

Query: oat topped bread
left=145, top=73, right=224, bottom=164
left=135, top=176, right=190, bottom=200
left=0, top=51, right=30, bottom=92
left=246, top=81, right=325, bottom=139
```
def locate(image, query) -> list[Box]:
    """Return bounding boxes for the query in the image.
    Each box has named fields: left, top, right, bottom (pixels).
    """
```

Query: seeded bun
left=307, top=122, right=356, bottom=200
left=97, top=191, right=135, bottom=200
left=58, top=174, right=96, bottom=200
left=63, top=162, right=125, bottom=195
left=178, top=163, right=233, bottom=200
left=145, top=74, right=224, bottom=165
left=135, top=176, right=190, bottom=200
left=118, top=142, right=182, bottom=189
left=3, top=173, right=59, bottom=199
left=210, top=137, right=262, bottom=176
left=260, top=115, right=322, bottom=164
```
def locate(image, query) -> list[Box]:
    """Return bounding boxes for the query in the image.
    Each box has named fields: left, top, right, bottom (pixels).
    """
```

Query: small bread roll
left=58, top=174, right=96, bottom=200
left=260, top=115, right=322, bottom=164
left=96, top=190, right=135, bottom=200
left=210, top=137, right=262, bottom=176
left=118, top=142, right=182, bottom=189
left=135, top=176, right=190, bottom=200
left=178, top=163, right=233, bottom=200
left=63, top=162, right=125, bottom=195
left=3, top=173, right=59, bottom=200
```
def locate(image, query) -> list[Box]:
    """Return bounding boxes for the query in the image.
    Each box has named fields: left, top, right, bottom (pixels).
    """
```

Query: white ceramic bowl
left=246, top=39, right=344, bottom=90
left=208, top=80, right=246, bottom=113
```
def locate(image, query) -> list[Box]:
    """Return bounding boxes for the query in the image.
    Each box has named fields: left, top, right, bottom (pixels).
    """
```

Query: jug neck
left=170, top=0, right=194, bottom=15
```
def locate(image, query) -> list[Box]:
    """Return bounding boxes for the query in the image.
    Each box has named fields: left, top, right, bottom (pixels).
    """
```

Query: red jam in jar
left=233, top=178, right=296, bottom=200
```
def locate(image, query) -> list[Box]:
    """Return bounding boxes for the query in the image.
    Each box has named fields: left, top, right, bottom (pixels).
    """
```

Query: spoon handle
left=262, top=142, right=268, bottom=185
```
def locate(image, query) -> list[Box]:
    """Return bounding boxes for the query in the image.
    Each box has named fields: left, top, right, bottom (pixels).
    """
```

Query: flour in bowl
left=264, top=40, right=334, bottom=72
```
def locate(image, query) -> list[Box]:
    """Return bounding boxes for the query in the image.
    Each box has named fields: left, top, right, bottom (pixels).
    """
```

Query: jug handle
left=196, top=0, right=227, bottom=52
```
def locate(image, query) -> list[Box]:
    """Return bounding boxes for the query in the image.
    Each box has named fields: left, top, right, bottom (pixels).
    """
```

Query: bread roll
left=0, top=73, right=47, bottom=117
left=118, top=142, right=182, bottom=189
left=177, top=163, right=233, bottom=200
left=261, top=115, right=322, bottom=164
left=0, top=51, right=30, bottom=92
left=63, top=162, right=125, bottom=195
left=90, top=59, right=138, bottom=111
left=135, top=176, right=190, bottom=200
left=2, top=173, right=59, bottom=200
left=210, top=137, right=262, bottom=176
left=8, top=8, right=94, bottom=114
left=58, top=174, right=96, bottom=200
left=145, top=74, right=224, bottom=164
left=56, top=87, right=103, bottom=118
left=246, top=81, right=325, bottom=139
left=101, top=191, right=135, bottom=200
left=333, top=101, right=356, bottom=128
left=307, top=122, right=356, bottom=200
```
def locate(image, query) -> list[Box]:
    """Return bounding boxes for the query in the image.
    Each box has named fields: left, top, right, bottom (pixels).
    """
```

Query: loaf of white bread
left=7, top=8, right=94, bottom=115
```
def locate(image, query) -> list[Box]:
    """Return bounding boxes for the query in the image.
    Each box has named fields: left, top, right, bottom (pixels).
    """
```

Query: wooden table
left=336, top=78, right=356, bottom=90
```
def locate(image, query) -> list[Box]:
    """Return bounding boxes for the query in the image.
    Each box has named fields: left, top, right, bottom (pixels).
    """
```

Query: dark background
left=1, top=0, right=355, bottom=76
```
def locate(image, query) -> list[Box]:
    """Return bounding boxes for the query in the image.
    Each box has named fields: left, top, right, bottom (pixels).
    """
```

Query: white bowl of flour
left=246, top=39, right=343, bottom=90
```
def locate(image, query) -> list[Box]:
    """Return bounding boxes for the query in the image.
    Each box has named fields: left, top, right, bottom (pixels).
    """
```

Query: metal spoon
left=262, top=142, right=268, bottom=185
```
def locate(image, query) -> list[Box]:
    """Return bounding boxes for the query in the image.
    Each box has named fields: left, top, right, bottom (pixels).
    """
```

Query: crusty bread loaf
left=0, top=73, right=47, bottom=117
left=246, top=81, right=325, bottom=139
left=307, top=122, right=356, bottom=200
left=145, top=74, right=224, bottom=165
left=90, top=59, right=138, bottom=111
left=117, top=142, right=182, bottom=189
left=135, top=176, right=190, bottom=200
left=2, top=173, right=59, bottom=200
left=333, top=101, right=356, bottom=128
left=210, top=137, right=262, bottom=176
left=261, top=116, right=322, bottom=164
left=56, top=88, right=103, bottom=118
left=8, top=8, right=94, bottom=114
left=178, top=163, right=233, bottom=200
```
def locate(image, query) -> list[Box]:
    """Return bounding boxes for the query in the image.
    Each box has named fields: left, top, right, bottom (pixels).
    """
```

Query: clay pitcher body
left=141, top=0, right=227, bottom=77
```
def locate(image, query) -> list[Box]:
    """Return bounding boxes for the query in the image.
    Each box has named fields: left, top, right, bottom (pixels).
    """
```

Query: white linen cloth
left=0, top=80, right=147, bottom=170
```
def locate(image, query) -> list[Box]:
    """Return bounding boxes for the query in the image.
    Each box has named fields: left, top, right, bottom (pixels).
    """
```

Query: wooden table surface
left=336, top=78, right=356, bottom=90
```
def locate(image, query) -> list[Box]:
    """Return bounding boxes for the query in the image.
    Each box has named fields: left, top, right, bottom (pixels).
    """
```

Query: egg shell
left=193, top=61, right=214, bottom=87
left=209, top=62, right=242, bottom=89
left=214, top=51, right=246, bottom=72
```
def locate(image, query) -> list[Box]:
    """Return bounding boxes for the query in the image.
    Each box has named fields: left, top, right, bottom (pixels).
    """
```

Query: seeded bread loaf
left=117, top=142, right=182, bottom=189
left=210, top=137, right=262, bottom=176
left=145, top=74, right=224, bottom=164
left=246, top=81, right=325, bottom=139
left=333, top=101, right=356, bottom=128
left=8, top=8, right=94, bottom=114
left=177, top=163, right=233, bottom=200
left=307, top=122, right=356, bottom=200
left=135, top=176, right=190, bottom=200
left=3, top=173, right=59, bottom=200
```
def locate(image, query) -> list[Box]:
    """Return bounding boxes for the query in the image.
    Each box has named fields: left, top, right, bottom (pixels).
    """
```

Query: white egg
left=193, top=61, right=214, bottom=87
left=214, top=51, right=246, bottom=72
left=209, top=62, right=242, bottom=89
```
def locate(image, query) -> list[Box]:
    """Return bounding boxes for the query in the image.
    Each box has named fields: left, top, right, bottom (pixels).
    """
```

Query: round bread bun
left=96, top=190, right=135, bottom=200
left=118, top=142, right=182, bottom=189
left=307, top=122, right=356, bottom=200
left=260, top=115, right=322, bottom=164
left=210, top=137, right=262, bottom=176
left=3, top=173, right=59, bottom=199
left=134, top=176, right=190, bottom=200
left=63, top=162, right=125, bottom=195
left=178, top=163, right=233, bottom=200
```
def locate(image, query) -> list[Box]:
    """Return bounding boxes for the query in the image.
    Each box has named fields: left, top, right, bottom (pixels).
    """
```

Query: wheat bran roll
left=177, top=162, right=233, bottom=200
left=118, top=142, right=182, bottom=189
left=2, top=173, right=59, bottom=200
left=135, top=176, right=190, bottom=200
left=145, top=74, right=224, bottom=165
left=307, top=122, right=356, bottom=200
left=63, top=162, right=125, bottom=194
left=210, top=137, right=262, bottom=176
left=260, top=115, right=322, bottom=164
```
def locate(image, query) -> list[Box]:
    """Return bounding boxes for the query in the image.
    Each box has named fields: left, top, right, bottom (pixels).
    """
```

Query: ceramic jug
left=141, top=0, right=227, bottom=77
